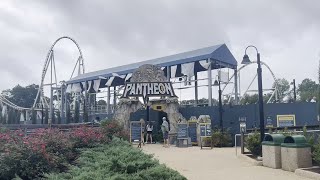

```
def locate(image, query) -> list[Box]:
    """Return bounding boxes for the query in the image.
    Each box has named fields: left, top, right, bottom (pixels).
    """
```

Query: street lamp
left=213, top=76, right=223, bottom=132
left=242, top=45, right=265, bottom=143
left=290, top=79, right=297, bottom=102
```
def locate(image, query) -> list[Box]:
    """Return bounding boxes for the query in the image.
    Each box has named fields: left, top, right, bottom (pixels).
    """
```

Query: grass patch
left=46, top=138, right=186, bottom=180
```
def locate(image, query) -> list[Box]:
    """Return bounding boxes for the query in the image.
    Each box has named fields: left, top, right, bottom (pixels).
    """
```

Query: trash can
left=262, top=134, right=285, bottom=169
left=281, top=135, right=312, bottom=172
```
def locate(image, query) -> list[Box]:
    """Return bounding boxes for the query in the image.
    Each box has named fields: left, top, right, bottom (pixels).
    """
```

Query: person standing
left=161, top=117, right=169, bottom=147
left=146, top=122, right=153, bottom=144
left=140, top=118, right=145, bottom=145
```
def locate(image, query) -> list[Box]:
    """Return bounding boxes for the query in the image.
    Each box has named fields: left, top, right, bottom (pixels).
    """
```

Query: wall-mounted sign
left=121, top=82, right=176, bottom=102
left=239, top=117, right=246, bottom=133
left=266, top=116, right=273, bottom=128
left=277, top=115, right=296, bottom=127
left=199, top=123, right=211, bottom=137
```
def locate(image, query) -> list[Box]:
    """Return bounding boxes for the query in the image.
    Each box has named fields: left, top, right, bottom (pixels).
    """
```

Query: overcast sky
left=0, top=0, right=319, bottom=100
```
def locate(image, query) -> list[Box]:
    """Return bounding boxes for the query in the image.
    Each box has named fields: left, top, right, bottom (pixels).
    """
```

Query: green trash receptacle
left=281, top=135, right=312, bottom=172
left=262, top=134, right=285, bottom=169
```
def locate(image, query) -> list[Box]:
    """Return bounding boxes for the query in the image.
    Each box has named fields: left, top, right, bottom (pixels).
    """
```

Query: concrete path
left=142, top=144, right=311, bottom=180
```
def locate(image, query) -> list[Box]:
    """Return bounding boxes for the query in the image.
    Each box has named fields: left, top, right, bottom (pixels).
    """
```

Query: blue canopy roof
left=67, top=43, right=237, bottom=84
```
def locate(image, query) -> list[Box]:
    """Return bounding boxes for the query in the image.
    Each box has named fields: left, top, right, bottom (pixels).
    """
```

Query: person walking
left=146, top=122, right=153, bottom=144
left=161, top=117, right=169, bottom=147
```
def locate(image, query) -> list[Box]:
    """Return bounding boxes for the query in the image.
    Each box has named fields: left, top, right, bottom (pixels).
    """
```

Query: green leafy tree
left=97, top=99, right=107, bottom=105
left=318, top=60, right=320, bottom=120
left=52, top=111, right=56, bottom=124
left=74, top=103, right=80, bottom=123
left=66, top=105, right=71, bottom=124
left=7, top=108, right=18, bottom=124
left=57, top=111, right=61, bottom=124
left=2, top=84, right=39, bottom=108
left=44, top=108, right=49, bottom=124
left=240, top=94, right=258, bottom=105
left=31, top=109, right=37, bottom=124
left=298, top=78, right=318, bottom=102
left=273, top=78, right=290, bottom=100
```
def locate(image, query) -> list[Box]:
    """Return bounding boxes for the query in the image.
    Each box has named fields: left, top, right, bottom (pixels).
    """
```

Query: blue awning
left=67, top=43, right=237, bottom=86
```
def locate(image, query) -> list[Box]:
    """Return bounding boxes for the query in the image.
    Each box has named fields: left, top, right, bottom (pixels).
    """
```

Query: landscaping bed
left=0, top=120, right=186, bottom=180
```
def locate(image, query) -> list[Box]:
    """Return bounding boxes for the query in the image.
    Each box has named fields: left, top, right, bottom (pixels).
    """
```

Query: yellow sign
left=277, top=115, right=296, bottom=127
left=151, top=104, right=165, bottom=111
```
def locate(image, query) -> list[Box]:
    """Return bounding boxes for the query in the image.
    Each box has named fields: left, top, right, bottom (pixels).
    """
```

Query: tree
left=2, top=84, right=39, bottom=108
left=97, top=99, right=107, bottom=106
left=298, top=78, right=318, bottom=102
left=44, top=108, right=49, bottom=124
left=240, top=94, right=258, bottom=105
left=57, top=111, right=61, bottom=124
left=52, top=111, right=56, bottom=124
left=31, top=109, right=37, bottom=124
left=273, top=78, right=290, bottom=100
left=66, top=104, right=72, bottom=124
left=74, top=102, right=80, bottom=123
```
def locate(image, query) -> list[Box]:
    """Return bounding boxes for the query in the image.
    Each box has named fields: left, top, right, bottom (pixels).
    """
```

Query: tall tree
left=52, top=111, right=56, bottom=124
left=2, top=84, right=39, bottom=108
left=44, top=108, right=49, bottom=124
left=74, top=102, right=80, bottom=123
left=318, top=60, right=320, bottom=120
left=57, top=111, right=61, bottom=124
left=273, top=78, right=290, bottom=100
left=298, top=78, right=318, bottom=102
left=240, top=94, right=258, bottom=105
left=66, top=105, right=72, bottom=124
left=31, top=109, right=37, bottom=124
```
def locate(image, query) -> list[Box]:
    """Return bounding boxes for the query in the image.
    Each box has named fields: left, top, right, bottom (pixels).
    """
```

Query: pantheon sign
left=122, top=82, right=176, bottom=100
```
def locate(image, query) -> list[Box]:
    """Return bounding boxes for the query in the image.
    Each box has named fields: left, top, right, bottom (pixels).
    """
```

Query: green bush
left=313, top=144, right=320, bottom=164
left=101, top=120, right=129, bottom=141
left=211, top=129, right=232, bottom=147
left=47, top=138, right=186, bottom=180
left=245, top=131, right=261, bottom=156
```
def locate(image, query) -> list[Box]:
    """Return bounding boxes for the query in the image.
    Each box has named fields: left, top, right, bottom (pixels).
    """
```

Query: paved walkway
left=142, top=144, right=311, bottom=180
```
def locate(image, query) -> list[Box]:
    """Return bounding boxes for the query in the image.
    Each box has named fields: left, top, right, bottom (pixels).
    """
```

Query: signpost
left=277, top=115, right=296, bottom=127
left=239, top=117, right=246, bottom=154
left=177, top=123, right=189, bottom=147
left=199, top=123, right=212, bottom=149
left=130, top=121, right=143, bottom=147
left=177, top=123, right=188, bottom=139
left=188, top=121, right=197, bottom=145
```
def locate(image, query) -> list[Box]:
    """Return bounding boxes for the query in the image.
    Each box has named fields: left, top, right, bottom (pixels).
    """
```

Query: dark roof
left=67, top=43, right=237, bottom=84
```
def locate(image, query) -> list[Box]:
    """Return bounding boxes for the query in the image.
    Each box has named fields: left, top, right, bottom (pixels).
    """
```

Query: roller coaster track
left=32, top=36, right=85, bottom=109
left=0, top=37, right=84, bottom=113
left=222, top=61, right=280, bottom=102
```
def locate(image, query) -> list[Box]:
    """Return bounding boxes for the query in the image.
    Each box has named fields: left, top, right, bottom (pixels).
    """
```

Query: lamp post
left=242, top=45, right=265, bottom=143
left=214, top=77, right=223, bottom=132
left=290, top=79, right=297, bottom=102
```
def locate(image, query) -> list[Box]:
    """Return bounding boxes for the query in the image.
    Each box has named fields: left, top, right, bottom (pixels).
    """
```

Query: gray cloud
left=0, top=0, right=320, bottom=100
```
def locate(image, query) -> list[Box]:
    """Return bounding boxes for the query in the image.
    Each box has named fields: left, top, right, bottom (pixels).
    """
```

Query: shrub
left=245, top=131, right=261, bottom=156
left=313, top=144, right=320, bottom=164
left=46, top=138, right=186, bottom=180
left=70, top=126, right=109, bottom=148
left=211, top=129, right=232, bottom=147
left=0, top=130, right=55, bottom=180
left=101, top=120, right=129, bottom=141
